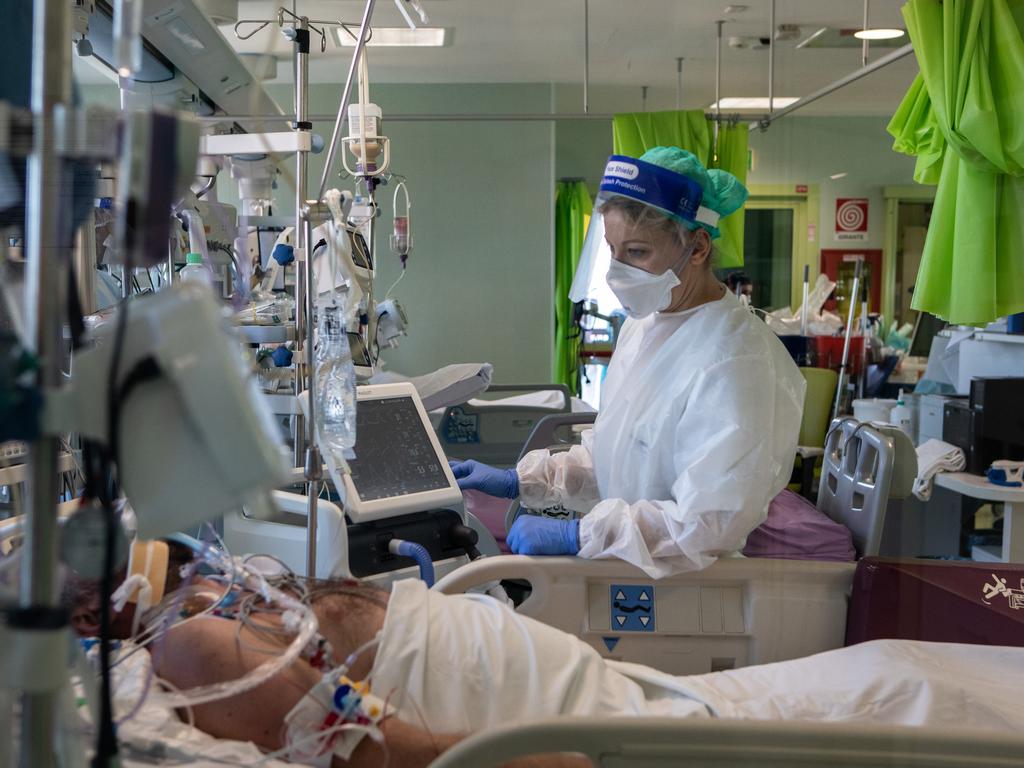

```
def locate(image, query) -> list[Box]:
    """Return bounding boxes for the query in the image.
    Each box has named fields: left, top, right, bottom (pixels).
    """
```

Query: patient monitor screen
left=347, top=396, right=450, bottom=501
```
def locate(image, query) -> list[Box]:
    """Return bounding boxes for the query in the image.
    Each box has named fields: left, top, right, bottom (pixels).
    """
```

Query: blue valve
left=270, top=346, right=293, bottom=367
left=272, top=244, right=295, bottom=267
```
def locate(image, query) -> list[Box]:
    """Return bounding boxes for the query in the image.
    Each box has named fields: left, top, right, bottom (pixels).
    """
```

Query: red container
left=813, top=335, right=865, bottom=376
left=845, top=557, right=1024, bottom=648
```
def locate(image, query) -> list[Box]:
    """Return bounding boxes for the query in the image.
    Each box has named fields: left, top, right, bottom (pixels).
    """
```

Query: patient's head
left=62, top=539, right=195, bottom=638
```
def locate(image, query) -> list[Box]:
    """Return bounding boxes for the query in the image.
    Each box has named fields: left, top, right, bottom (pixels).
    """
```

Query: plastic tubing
left=388, top=539, right=434, bottom=587
left=154, top=542, right=319, bottom=709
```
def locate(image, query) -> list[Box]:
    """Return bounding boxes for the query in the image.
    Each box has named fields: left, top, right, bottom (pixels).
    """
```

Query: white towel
left=913, top=439, right=966, bottom=501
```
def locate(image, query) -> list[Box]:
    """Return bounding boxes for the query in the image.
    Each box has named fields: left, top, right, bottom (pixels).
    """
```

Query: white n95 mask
left=606, top=259, right=681, bottom=319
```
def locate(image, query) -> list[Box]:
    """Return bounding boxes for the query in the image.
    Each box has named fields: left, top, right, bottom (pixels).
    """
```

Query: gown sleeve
left=515, top=429, right=602, bottom=514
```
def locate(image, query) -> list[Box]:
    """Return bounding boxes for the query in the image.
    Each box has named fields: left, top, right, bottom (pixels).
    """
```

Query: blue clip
left=272, top=244, right=295, bottom=266
left=270, top=346, right=293, bottom=367
left=332, top=682, right=363, bottom=720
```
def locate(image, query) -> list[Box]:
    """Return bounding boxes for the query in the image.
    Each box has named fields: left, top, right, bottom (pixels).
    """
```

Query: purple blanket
left=743, top=489, right=855, bottom=562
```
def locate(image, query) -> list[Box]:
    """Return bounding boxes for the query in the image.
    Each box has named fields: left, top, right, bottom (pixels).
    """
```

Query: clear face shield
left=568, top=155, right=721, bottom=307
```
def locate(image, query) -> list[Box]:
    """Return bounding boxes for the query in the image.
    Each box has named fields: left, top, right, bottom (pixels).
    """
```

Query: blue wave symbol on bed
left=610, top=584, right=656, bottom=632
left=612, top=602, right=652, bottom=614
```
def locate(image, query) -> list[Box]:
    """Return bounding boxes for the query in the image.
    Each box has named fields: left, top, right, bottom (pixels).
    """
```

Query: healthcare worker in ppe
left=450, top=147, right=805, bottom=578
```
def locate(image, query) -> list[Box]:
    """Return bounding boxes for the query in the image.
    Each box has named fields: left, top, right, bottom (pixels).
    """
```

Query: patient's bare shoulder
left=305, top=580, right=389, bottom=678
left=155, top=616, right=319, bottom=749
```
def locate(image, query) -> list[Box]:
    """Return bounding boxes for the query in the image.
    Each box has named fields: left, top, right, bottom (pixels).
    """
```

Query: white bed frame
left=428, top=719, right=1024, bottom=768
left=435, top=555, right=855, bottom=674
left=435, top=420, right=916, bottom=674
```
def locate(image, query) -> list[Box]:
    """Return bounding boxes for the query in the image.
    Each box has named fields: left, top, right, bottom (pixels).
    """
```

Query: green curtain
left=554, top=180, right=592, bottom=389
left=611, top=109, right=749, bottom=268
left=887, top=0, right=1024, bottom=325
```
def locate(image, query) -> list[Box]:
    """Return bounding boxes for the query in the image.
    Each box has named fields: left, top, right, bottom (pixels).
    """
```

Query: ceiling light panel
left=709, top=97, right=800, bottom=110
left=332, top=27, right=449, bottom=47
left=853, top=28, right=906, bottom=40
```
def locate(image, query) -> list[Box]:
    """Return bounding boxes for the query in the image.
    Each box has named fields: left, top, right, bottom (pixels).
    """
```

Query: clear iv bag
left=315, top=303, right=357, bottom=462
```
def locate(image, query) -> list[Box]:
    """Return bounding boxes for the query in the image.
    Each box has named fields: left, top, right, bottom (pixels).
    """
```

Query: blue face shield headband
left=567, top=155, right=719, bottom=304
left=599, top=155, right=720, bottom=229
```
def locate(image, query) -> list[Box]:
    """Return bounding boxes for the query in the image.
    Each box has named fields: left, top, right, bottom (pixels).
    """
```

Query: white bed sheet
left=103, top=581, right=1024, bottom=765
left=374, top=580, right=1024, bottom=737
left=617, top=638, right=1024, bottom=732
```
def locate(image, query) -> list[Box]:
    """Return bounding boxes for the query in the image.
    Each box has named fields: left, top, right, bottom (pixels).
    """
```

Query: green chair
left=792, top=367, right=839, bottom=499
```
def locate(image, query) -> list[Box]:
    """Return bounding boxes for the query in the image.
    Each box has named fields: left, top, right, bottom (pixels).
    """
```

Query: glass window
left=732, top=207, right=794, bottom=311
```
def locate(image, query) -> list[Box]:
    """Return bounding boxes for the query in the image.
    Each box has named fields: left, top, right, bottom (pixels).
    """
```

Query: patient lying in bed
left=64, top=546, right=1024, bottom=768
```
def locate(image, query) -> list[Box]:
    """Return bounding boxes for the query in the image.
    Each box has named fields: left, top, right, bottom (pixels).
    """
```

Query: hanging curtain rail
left=752, top=43, right=914, bottom=131
left=200, top=111, right=764, bottom=124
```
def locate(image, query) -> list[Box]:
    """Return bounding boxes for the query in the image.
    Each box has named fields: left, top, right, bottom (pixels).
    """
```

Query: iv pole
left=21, top=0, right=72, bottom=765
left=303, top=0, right=376, bottom=577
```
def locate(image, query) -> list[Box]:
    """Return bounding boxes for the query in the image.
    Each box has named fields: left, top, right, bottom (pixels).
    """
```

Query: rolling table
left=933, top=472, right=1024, bottom=563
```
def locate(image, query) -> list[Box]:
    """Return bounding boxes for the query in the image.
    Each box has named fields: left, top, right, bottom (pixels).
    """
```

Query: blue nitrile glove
left=448, top=459, right=519, bottom=499
left=507, top=515, right=580, bottom=556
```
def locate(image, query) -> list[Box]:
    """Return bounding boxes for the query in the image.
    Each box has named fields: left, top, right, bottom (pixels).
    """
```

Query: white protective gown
left=517, top=290, right=805, bottom=577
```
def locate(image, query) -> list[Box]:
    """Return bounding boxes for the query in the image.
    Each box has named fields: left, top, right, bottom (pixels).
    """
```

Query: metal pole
left=862, top=0, right=870, bottom=67
left=800, top=264, right=810, bottom=337
left=317, top=0, right=376, bottom=201
left=74, top=209, right=97, bottom=315
left=303, top=214, right=320, bottom=578
left=768, top=0, right=776, bottom=114
left=21, top=0, right=72, bottom=764
left=583, top=0, right=589, bottom=114
left=714, top=20, right=723, bottom=162
left=676, top=57, right=684, bottom=110
left=754, top=44, right=913, bottom=130
left=292, top=14, right=311, bottom=469
left=200, top=111, right=770, bottom=123
left=166, top=239, right=175, bottom=288
left=833, top=258, right=863, bottom=421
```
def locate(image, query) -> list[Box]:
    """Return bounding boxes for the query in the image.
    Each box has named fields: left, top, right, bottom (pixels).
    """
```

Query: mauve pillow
left=743, top=489, right=855, bottom=562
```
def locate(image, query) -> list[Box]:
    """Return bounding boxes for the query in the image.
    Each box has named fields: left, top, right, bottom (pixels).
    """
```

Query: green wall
left=266, top=83, right=555, bottom=383
left=81, top=82, right=557, bottom=384
left=79, top=71, right=919, bottom=385
left=747, top=116, right=917, bottom=251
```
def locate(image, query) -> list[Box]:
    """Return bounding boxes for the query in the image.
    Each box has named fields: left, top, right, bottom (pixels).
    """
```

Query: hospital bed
left=429, top=719, right=1024, bottom=768
left=435, top=418, right=917, bottom=675
left=436, top=384, right=594, bottom=468
left=457, top=411, right=597, bottom=550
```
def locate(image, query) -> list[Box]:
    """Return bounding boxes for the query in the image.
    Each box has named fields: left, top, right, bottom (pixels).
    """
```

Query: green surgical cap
left=639, top=146, right=748, bottom=239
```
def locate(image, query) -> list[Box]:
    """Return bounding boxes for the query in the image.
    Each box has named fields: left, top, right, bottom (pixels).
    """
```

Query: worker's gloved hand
left=448, top=460, right=519, bottom=499
left=507, top=515, right=580, bottom=556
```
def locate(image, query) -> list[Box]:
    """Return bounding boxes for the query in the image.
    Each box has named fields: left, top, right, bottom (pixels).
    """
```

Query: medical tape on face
left=284, top=672, right=390, bottom=763
left=601, top=155, right=716, bottom=227
left=123, top=540, right=170, bottom=606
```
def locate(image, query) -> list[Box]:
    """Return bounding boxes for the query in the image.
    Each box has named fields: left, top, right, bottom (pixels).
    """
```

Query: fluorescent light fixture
left=853, top=28, right=905, bottom=40
left=332, top=26, right=448, bottom=47
left=709, top=97, right=799, bottom=110
left=830, top=172, right=848, bottom=180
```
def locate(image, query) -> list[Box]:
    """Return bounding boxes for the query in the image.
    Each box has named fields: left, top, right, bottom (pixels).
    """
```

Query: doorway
left=735, top=208, right=794, bottom=311
left=893, top=202, right=932, bottom=327
left=882, top=186, right=936, bottom=326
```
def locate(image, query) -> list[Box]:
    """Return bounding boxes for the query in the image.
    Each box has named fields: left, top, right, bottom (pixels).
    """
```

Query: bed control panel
left=589, top=582, right=746, bottom=636
left=609, top=584, right=657, bottom=632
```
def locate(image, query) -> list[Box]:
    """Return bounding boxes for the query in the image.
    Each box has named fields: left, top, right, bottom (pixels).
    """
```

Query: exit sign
left=795, top=184, right=808, bottom=194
